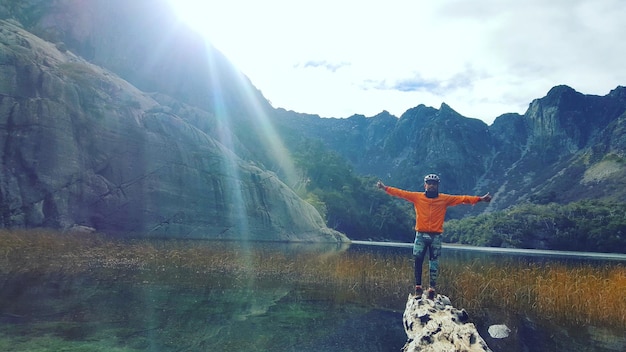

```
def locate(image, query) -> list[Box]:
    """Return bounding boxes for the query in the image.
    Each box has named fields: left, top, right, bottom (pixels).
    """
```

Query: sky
left=168, top=0, right=626, bottom=125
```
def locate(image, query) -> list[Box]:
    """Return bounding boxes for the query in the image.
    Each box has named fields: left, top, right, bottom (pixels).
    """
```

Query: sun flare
left=168, top=1, right=222, bottom=41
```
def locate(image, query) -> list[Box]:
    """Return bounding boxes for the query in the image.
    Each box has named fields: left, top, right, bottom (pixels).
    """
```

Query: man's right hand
left=376, top=181, right=386, bottom=189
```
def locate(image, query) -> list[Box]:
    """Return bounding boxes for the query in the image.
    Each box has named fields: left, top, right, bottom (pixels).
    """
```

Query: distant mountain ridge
left=273, top=85, right=626, bottom=218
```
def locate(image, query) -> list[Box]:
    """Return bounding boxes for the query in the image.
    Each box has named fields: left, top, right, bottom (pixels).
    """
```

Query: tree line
left=288, top=138, right=626, bottom=253
left=443, top=201, right=626, bottom=253
left=290, top=139, right=413, bottom=242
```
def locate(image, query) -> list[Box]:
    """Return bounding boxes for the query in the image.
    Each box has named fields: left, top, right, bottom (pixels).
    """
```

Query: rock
left=488, top=324, right=511, bottom=339
left=402, top=293, right=492, bottom=352
left=0, top=19, right=347, bottom=242
left=66, top=225, right=96, bottom=234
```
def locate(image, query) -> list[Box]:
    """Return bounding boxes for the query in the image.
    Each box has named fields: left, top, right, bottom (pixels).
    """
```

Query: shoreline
left=350, top=240, right=626, bottom=261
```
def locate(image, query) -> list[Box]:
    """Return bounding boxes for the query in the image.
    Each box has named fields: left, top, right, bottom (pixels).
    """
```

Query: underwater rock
left=488, top=324, right=511, bottom=339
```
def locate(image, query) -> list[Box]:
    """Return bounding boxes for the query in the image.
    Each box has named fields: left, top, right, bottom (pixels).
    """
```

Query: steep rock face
left=0, top=0, right=287, bottom=175
left=0, top=20, right=346, bottom=241
left=0, top=0, right=265, bottom=116
left=486, top=86, right=626, bottom=208
left=525, top=86, right=620, bottom=154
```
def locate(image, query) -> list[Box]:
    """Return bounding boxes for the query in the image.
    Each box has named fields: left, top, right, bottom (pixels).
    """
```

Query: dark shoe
left=415, top=285, right=423, bottom=296
left=427, top=287, right=436, bottom=300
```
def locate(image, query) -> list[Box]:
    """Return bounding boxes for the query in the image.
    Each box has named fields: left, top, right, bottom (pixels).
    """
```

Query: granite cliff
left=0, top=18, right=346, bottom=241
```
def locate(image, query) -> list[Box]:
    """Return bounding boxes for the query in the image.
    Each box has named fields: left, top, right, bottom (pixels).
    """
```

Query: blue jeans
left=413, top=232, right=442, bottom=287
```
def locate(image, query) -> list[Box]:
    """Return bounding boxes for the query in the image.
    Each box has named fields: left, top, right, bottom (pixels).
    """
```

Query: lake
left=1, top=239, right=624, bottom=351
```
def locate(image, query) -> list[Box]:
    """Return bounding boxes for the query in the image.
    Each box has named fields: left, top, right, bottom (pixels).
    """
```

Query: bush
left=443, top=201, right=626, bottom=253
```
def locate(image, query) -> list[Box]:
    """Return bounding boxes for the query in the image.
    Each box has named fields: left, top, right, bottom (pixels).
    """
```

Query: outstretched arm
left=376, top=180, right=386, bottom=189
left=478, top=192, right=492, bottom=202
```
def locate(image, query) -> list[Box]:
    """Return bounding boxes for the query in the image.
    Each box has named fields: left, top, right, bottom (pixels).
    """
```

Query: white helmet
left=424, top=174, right=440, bottom=183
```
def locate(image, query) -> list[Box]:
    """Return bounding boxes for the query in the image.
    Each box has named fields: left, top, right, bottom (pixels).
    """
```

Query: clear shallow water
left=0, top=273, right=404, bottom=351
left=1, top=240, right=408, bottom=351
left=1, top=240, right=624, bottom=351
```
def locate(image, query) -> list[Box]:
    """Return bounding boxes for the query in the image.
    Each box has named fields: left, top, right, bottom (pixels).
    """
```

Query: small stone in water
left=488, top=324, right=511, bottom=339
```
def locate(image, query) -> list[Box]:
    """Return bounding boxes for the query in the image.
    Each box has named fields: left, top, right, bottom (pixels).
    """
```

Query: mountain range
left=273, top=85, right=626, bottom=219
left=1, top=0, right=624, bottom=240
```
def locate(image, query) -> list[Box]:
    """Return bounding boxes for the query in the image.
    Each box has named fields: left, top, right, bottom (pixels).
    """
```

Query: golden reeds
left=438, top=260, right=626, bottom=328
left=1, top=230, right=624, bottom=330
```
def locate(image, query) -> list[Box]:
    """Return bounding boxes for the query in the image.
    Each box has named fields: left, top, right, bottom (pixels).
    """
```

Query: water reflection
left=1, top=239, right=624, bottom=352
left=0, top=240, right=403, bottom=351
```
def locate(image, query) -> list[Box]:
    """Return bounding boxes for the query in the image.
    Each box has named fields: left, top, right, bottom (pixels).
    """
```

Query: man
left=377, top=174, right=492, bottom=299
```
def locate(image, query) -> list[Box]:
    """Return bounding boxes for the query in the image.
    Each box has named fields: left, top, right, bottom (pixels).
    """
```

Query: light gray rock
left=0, top=20, right=347, bottom=242
left=402, top=293, right=492, bottom=352
left=488, top=324, right=511, bottom=339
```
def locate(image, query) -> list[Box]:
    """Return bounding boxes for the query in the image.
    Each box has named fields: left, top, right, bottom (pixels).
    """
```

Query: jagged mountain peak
left=436, top=102, right=476, bottom=124
left=545, top=84, right=577, bottom=96
left=608, top=85, right=626, bottom=100
left=372, top=110, right=395, bottom=119
left=523, top=85, right=626, bottom=153
left=529, top=85, right=584, bottom=111
left=399, top=104, right=438, bottom=120
left=438, top=102, right=457, bottom=114
left=274, top=85, right=626, bottom=215
left=398, top=102, right=470, bottom=125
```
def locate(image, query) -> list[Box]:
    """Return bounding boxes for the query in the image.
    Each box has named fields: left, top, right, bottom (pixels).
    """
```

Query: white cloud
left=169, top=0, right=626, bottom=124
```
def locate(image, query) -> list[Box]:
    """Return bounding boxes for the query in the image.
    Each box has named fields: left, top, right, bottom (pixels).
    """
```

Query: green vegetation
left=444, top=200, right=626, bottom=253
left=290, top=139, right=413, bottom=242
left=287, top=137, right=626, bottom=253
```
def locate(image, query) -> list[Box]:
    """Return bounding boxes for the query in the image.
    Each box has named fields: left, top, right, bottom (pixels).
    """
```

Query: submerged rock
left=488, top=324, right=511, bottom=339
left=402, top=293, right=491, bottom=352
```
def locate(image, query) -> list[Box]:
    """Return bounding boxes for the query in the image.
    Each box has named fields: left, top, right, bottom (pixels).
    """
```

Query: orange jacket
left=384, top=186, right=480, bottom=233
